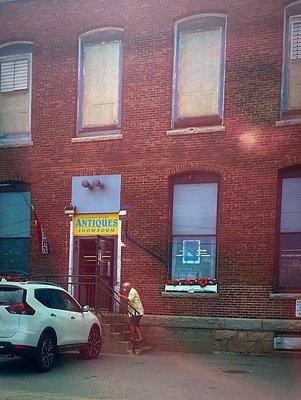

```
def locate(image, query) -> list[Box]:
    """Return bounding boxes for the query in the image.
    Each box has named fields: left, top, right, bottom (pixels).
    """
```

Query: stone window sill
left=270, top=293, right=301, bottom=300
left=72, top=131, right=122, bottom=143
left=167, top=125, right=226, bottom=136
left=161, top=291, right=220, bottom=299
left=0, top=140, right=33, bottom=148
left=276, top=119, right=301, bottom=127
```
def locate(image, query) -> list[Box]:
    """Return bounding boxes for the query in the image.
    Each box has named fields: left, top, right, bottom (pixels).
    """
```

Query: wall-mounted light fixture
left=64, top=205, right=76, bottom=216
left=91, top=178, right=105, bottom=189
left=81, top=179, right=105, bottom=190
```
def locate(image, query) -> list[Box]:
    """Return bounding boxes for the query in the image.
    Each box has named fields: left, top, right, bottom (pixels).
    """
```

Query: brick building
left=0, top=0, right=300, bottom=353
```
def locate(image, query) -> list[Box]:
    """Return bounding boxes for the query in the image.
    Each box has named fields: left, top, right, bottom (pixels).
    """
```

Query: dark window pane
left=281, top=178, right=301, bottom=233
left=171, top=236, right=216, bottom=279
left=0, top=238, right=30, bottom=274
left=0, top=287, right=24, bottom=305
left=35, top=289, right=67, bottom=310
left=279, top=233, right=301, bottom=288
left=61, top=292, right=82, bottom=312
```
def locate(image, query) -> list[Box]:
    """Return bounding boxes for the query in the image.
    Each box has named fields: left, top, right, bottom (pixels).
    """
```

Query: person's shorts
left=129, top=315, right=142, bottom=327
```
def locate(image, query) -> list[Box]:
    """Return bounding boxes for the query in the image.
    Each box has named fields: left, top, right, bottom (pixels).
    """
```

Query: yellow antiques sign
left=73, top=214, right=119, bottom=236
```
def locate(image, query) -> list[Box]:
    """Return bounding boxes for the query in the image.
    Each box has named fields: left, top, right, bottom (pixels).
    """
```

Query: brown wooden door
left=96, top=237, right=115, bottom=311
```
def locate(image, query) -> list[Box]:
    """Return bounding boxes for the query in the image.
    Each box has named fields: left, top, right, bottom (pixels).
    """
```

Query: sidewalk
left=0, top=351, right=300, bottom=400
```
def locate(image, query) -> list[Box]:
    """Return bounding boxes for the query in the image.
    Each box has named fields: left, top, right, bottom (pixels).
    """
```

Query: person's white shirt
left=128, top=287, right=144, bottom=316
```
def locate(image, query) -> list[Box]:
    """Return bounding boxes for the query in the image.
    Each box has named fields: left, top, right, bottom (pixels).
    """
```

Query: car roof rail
left=0, top=275, right=27, bottom=282
left=26, top=281, right=63, bottom=288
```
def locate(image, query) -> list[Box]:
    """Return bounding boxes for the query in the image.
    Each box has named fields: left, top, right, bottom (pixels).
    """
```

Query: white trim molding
left=167, top=125, right=226, bottom=136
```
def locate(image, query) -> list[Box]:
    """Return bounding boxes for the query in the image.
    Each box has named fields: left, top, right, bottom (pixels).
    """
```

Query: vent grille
left=0, top=58, right=29, bottom=93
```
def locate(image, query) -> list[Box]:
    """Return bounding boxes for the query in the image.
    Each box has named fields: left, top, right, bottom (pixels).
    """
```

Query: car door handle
left=71, top=316, right=75, bottom=320
left=51, top=313, right=56, bottom=317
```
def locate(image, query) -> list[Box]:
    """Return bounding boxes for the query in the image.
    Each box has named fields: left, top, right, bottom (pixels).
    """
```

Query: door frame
left=69, top=219, right=123, bottom=298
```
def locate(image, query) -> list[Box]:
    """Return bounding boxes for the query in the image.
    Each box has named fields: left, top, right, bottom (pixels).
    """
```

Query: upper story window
left=170, top=173, right=219, bottom=282
left=276, top=166, right=301, bottom=291
left=0, top=43, right=32, bottom=142
left=77, top=29, right=123, bottom=136
left=172, top=15, right=227, bottom=129
left=282, top=2, right=301, bottom=119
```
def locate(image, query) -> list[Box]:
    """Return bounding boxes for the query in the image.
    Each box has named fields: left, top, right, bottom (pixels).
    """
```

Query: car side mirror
left=82, top=305, right=90, bottom=312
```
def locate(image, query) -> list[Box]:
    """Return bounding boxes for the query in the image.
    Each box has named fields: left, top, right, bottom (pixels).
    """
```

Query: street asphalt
left=0, top=351, right=300, bottom=400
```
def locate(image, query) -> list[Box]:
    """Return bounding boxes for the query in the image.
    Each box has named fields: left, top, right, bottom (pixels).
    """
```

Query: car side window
left=60, top=292, right=82, bottom=313
left=35, top=288, right=66, bottom=310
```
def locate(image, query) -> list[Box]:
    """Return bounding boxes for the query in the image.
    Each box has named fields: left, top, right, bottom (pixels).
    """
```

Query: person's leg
left=128, top=322, right=135, bottom=341
left=135, top=326, right=143, bottom=342
left=134, top=316, right=143, bottom=343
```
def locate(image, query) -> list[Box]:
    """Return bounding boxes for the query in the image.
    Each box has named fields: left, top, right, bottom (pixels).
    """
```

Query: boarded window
left=174, top=16, right=226, bottom=123
left=178, top=29, right=222, bottom=118
left=0, top=53, right=31, bottom=136
left=81, top=38, right=121, bottom=129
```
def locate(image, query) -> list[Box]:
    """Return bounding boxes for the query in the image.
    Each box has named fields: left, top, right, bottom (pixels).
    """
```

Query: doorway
left=77, top=236, right=116, bottom=311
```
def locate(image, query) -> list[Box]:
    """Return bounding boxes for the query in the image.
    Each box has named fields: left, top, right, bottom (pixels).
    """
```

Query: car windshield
left=0, top=287, right=24, bottom=305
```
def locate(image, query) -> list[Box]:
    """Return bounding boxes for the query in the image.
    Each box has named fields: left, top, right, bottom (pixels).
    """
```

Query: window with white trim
left=282, top=3, right=301, bottom=116
left=78, top=29, right=123, bottom=134
left=277, top=167, right=301, bottom=291
left=173, top=15, right=226, bottom=128
left=0, top=44, right=32, bottom=139
left=170, top=173, right=219, bottom=280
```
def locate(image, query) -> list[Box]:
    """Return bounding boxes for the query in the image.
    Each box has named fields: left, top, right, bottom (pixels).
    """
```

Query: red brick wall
left=0, top=0, right=300, bottom=319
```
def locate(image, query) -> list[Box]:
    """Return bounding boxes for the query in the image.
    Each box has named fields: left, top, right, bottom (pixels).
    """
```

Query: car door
left=59, top=291, right=86, bottom=344
left=34, top=288, right=72, bottom=346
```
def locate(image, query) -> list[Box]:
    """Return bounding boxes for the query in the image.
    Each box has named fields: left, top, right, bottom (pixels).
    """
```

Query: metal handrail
left=29, top=274, right=139, bottom=316
left=28, top=274, right=140, bottom=352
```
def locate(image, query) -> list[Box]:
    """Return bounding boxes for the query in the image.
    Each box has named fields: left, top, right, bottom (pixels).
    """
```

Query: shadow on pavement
left=0, top=353, right=86, bottom=376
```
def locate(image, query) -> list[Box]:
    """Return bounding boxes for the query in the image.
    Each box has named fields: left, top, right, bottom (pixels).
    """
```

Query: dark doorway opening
left=78, top=236, right=115, bottom=311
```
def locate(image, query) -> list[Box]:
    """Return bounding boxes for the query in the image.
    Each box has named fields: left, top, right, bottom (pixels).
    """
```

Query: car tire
left=33, top=332, right=57, bottom=372
left=80, top=326, right=101, bottom=359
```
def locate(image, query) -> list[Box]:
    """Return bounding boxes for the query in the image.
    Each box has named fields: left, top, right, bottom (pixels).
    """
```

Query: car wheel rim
left=41, top=339, right=54, bottom=368
left=88, top=331, right=100, bottom=357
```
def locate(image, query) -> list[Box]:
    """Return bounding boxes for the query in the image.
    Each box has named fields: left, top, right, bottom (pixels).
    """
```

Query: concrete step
left=107, top=332, right=123, bottom=342
left=97, top=314, right=128, bottom=325
left=101, top=324, right=129, bottom=337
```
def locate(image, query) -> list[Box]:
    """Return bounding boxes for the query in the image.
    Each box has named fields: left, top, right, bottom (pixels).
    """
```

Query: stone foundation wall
left=140, top=316, right=301, bottom=355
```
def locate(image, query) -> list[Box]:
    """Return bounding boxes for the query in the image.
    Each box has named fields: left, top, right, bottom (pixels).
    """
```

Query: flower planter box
left=164, top=284, right=217, bottom=293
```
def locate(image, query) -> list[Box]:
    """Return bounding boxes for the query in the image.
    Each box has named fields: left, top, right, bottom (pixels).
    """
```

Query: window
left=60, top=291, right=82, bottom=312
left=0, top=43, right=32, bottom=141
left=170, top=173, right=219, bottom=280
left=276, top=167, right=301, bottom=291
left=0, top=287, right=24, bottom=305
left=0, top=182, right=31, bottom=275
left=35, top=289, right=82, bottom=312
left=173, top=15, right=226, bottom=128
left=282, top=3, right=301, bottom=117
left=78, top=29, right=123, bottom=135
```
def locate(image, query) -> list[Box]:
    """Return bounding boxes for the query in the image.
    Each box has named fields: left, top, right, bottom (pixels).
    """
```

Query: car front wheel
left=80, top=326, right=101, bottom=359
left=34, top=332, right=56, bottom=372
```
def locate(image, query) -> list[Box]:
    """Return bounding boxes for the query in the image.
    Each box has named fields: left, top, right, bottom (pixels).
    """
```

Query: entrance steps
left=96, top=313, right=152, bottom=355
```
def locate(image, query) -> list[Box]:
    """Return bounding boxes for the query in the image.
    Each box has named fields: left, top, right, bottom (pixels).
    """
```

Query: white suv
left=0, top=279, right=102, bottom=372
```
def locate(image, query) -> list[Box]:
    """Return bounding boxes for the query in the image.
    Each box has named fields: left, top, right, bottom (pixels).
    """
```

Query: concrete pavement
left=0, top=351, right=300, bottom=400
